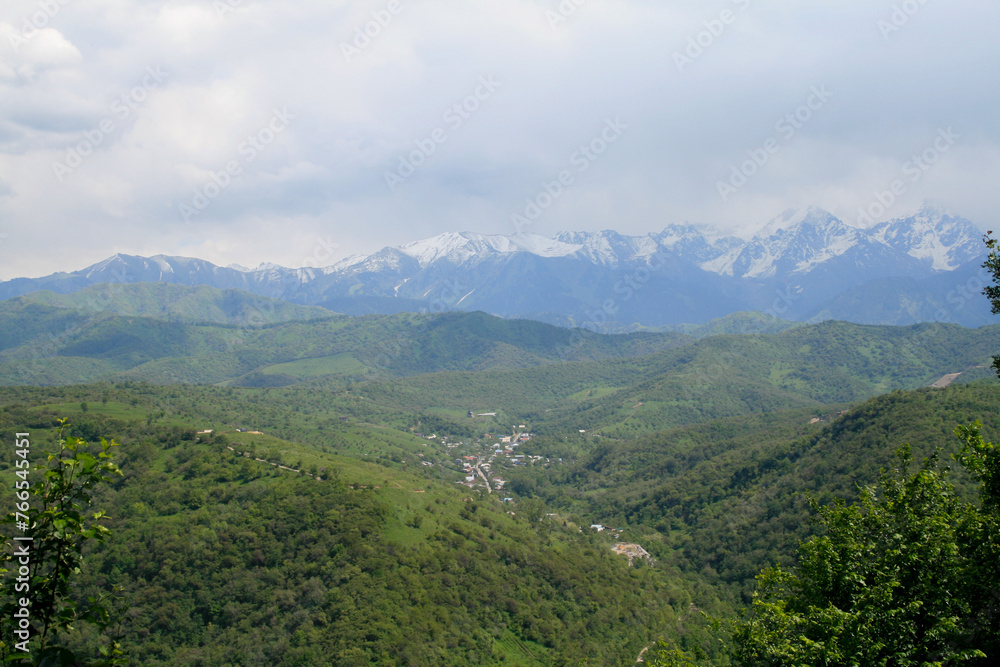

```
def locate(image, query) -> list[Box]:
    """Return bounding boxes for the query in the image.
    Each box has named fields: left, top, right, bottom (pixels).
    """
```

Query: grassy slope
left=0, top=400, right=689, bottom=665
left=0, top=302, right=692, bottom=386
left=17, top=283, right=335, bottom=325
left=524, top=382, right=1000, bottom=600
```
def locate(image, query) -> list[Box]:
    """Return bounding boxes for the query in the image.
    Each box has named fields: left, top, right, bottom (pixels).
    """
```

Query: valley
left=5, top=2, right=999, bottom=662
left=0, top=260, right=998, bottom=664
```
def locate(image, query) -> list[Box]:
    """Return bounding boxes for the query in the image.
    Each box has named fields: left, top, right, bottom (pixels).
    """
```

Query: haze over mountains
left=2, top=204, right=992, bottom=328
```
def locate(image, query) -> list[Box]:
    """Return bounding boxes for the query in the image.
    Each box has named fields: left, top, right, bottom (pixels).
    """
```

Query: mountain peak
left=870, top=205, right=983, bottom=270
left=398, top=231, right=583, bottom=267
left=756, top=206, right=842, bottom=239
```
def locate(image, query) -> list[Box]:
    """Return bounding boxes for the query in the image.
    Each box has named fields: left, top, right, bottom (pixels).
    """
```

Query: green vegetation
left=1, top=273, right=999, bottom=664
left=0, top=294, right=691, bottom=386
left=0, top=410, right=683, bottom=665
left=723, top=425, right=999, bottom=665
left=1, top=424, right=126, bottom=665
left=15, top=283, right=335, bottom=327
left=514, top=385, right=999, bottom=603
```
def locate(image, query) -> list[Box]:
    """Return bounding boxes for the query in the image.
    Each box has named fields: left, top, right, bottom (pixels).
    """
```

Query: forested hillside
left=0, top=402, right=690, bottom=665
left=508, top=383, right=1000, bottom=603
left=1, top=286, right=998, bottom=664
left=3, top=376, right=998, bottom=663
left=0, top=291, right=691, bottom=386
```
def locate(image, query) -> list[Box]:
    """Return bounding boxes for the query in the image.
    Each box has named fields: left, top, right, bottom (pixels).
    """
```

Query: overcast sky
left=1, top=0, right=998, bottom=279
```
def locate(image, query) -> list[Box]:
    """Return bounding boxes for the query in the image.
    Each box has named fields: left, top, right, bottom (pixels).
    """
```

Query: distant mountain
left=870, top=205, right=985, bottom=270
left=701, top=207, right=927, bottom=280
left=0, top=204, right=992, bottom=327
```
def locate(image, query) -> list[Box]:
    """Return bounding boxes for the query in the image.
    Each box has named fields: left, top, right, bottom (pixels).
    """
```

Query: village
left=446, top=420, right=541, bottom=497
left=203, top=416, right=653, bottom=567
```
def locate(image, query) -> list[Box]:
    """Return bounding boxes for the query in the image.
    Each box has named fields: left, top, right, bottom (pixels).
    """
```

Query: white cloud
left=0, top=0, right=999, bottom=280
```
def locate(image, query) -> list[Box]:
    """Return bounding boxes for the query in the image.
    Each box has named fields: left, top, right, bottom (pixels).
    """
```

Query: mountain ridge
left=1, top=204, right=991, bottom=327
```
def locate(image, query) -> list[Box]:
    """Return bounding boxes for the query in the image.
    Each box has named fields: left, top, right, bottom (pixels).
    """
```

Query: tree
left=727, top=428, right=999, bottom=665
left=984, top=231, right=1000, bottom=377
left=1, top=421, right=128, bottom=665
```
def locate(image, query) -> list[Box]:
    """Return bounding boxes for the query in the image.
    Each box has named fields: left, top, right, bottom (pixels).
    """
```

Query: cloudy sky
left=1, top=0, right=998, bottom=280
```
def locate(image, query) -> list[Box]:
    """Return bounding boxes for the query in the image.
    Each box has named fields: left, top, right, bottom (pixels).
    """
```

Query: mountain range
left=2, top=203, right=993, bottom=328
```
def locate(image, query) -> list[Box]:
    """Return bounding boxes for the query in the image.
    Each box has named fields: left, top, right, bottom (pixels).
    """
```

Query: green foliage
left=0, top=298, right=688, bottom=386
left=646, top=638, right=709, bottom=666
left=727, top=428, right=1000, bottom=665
left=0, top=405, right=684, bottom=665
left=17, top=283, right=333, bottom=327
left=1, top=295, right=998, bottom=664
left=0, top=421, right=126, bottom=665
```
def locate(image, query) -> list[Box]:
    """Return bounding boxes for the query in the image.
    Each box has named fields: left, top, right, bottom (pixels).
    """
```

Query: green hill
left=17, top=283, right=336, bottom=326
left=0, top=398, right=691, bottom=665
left=513, top=382, right=1000, bottom=602
left=1, top=377, right=998, bottom=662
left=0, top=300, right=692, bottom=386
left=323, top=320, right=999, bottom=439
left=535, top=320, right=1000, bottom=437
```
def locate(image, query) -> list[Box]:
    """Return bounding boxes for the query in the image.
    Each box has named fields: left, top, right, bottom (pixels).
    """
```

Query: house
left=590, top=524, right=605, bottom=532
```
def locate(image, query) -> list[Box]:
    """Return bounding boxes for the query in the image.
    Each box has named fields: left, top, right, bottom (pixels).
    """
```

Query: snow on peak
left=398, top=231, right=582, bottom=267
left=869, top=203, right=983, bottom=270
left=241, top=204, right=980, bottom=281
left=700, top=208, right=859, bottom=278
left=250, top=261, right=292, bottom=273
left=756, top=206, right=841, bottom=239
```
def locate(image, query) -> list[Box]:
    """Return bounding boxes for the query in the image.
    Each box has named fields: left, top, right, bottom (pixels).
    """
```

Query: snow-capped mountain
left=697, top=206, right=949, bottom=287
left=869, top=203, right=985, bottom=271
left=0, top=205, right=992, bottom=328
left=700, top=207, right=864, bottom=278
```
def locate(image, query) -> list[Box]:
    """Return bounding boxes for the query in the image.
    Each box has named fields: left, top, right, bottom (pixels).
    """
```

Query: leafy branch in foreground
left=1, top=421, right=127, bottom=666
left=725, top=424, right=999, bottom=666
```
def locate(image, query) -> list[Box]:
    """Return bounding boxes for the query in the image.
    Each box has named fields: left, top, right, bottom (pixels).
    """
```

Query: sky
left=0, top=0, right=998, bottom=280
